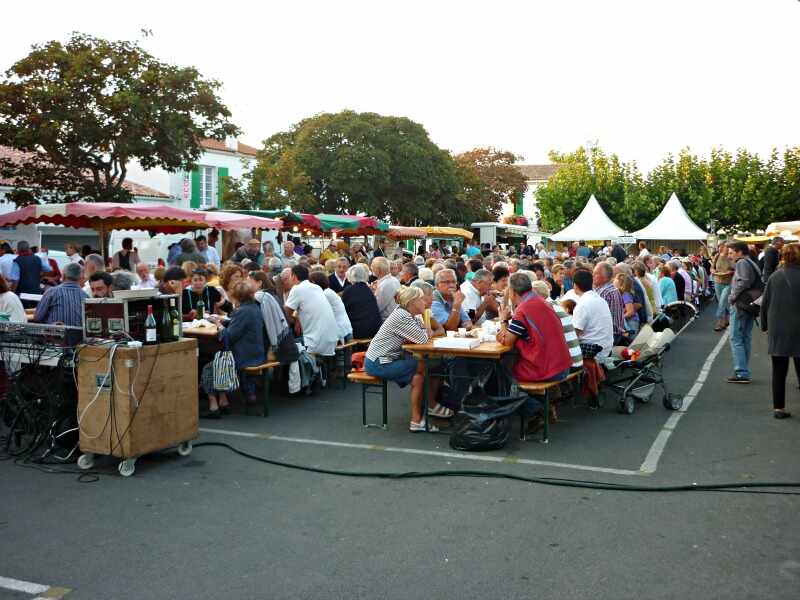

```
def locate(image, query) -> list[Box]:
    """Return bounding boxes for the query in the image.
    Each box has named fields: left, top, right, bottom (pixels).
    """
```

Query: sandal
left=409, top=419, right=439, bottom=433
left=427, top=404, right=454, bottom=419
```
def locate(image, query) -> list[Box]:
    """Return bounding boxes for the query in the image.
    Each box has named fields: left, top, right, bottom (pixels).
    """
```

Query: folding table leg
left=381, top=380, right=388, bottom=429
left=542, top=390, right=550, bottom=444
left=262, top=370, right=271, bottom=417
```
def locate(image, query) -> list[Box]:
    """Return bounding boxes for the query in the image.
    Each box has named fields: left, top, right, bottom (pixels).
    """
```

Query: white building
left=125, top=137, right=258, bottom=209
left=500, top=164, right=561, bottom=228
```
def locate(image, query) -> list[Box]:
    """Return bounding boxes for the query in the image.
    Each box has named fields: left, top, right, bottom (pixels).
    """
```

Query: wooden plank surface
left=402, top=340, right=512, bottom=360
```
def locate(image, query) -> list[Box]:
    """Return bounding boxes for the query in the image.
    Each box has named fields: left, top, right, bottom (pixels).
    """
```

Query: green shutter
left=217, top=167, right=229, bottom=206
left=190, top=169, right=201, bottom=208
left=515, top=197, right=524, bottom=216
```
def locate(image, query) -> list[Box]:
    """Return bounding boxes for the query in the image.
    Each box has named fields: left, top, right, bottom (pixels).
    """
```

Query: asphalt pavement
left=1, top=304, right=799, bottom=600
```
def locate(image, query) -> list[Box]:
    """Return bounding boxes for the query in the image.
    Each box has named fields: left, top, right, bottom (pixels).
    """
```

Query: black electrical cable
left=192, top=441, right=800, bottom=495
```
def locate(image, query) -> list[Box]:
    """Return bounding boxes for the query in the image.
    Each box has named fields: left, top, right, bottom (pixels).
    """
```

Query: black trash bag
left=449, top=386, right=527, bottom=452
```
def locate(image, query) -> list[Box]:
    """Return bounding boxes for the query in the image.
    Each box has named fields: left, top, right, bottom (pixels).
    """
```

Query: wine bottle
left=161, top=300, right=174, bottom=342
left=145, top=305, right=158, bottom=344
left=170, top=298, right=181, bottom=340
left=196, top=296, right=205, bottom=320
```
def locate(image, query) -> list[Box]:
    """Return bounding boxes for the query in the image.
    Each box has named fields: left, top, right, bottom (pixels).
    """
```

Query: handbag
left=212, top=350, right=239, bottom=392
left=275, top=327, right=300, bottom=365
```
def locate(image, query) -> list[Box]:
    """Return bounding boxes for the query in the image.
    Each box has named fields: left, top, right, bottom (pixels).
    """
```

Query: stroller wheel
left=617, top=394, right=635, bottom=415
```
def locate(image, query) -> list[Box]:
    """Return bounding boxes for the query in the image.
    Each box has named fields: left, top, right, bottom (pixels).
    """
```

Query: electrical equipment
left=83, top=294, right=181, bottom=343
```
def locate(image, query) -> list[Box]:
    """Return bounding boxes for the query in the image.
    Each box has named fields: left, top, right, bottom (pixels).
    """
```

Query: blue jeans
left=715, top=283, right=731, bottom=319
left=729, top=310, right=754, bottom=379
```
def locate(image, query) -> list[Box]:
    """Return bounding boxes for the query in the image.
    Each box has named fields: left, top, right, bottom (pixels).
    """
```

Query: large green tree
left=251, top=110, right=464, bottom=224
left=0, top=33, right=239, bottom=205
left=453, top=147, right=527, bottom=223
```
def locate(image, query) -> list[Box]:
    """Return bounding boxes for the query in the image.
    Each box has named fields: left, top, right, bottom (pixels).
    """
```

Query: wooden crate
left=77, top=338, right=199, bottom=458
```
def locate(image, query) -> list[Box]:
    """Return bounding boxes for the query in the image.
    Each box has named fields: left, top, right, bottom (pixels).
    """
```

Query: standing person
left=173, top=239, right=205, bottom=266
left=0, top=242, right=15, bottom=281
left=8, top=241, right=52, bottom=307
left=196, top=235, right=221, bottom=268
left=760, top=237, right=784, bottom=283
left=760, top=243, right=800, bottom=418
left=232, top=239, right=265, bottom=267
left=65, top=243, right=84, bottom=264
left=637, top=241, right=650, bottom=258
left=711, top=242, right=734, bottom=331
left=111, top=238, right=140, bottom=271
left=726, top=241, right=763, bottom=384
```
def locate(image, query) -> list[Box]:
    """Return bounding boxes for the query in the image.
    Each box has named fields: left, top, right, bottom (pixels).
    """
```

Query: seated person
left=431, top=268, right=472, bottom=331
left=284, top=265, right=339, bottom=356
left=111, top=270, right=137, bottom=292
left=89, top=272, right=114, bottom=298
left=365, top=287, right=448, bottom=432
left=160, top=266, right=187, bottom=296
left=341, top=264, right=382, bottom=340
left=182, top=267, right=226, bottom=320
left=201, top=281, right=266, bottom=418
left=309, top=270, right=353, bottom=342
left=571, top=269, right=614, bottom=358
left=458, top=268, right=497, bottom=325
left=498, top=273, right=572, bottom=431
left=33, top=262, right=87, bottom=327
left=409, top=280, right=446, bottom=337
left=248, top=271, right=292, bottom=360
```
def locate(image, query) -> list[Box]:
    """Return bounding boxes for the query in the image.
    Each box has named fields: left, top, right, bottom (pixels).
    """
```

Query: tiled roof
left=0, top=145, right=170, bottom=199
left=198, top=138, right=258, bottom=157
left=516, top=164, right=561, bottom=181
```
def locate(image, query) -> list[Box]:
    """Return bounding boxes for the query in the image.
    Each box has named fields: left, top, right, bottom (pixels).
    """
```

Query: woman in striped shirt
left=365, top=286, right=445, bottom=432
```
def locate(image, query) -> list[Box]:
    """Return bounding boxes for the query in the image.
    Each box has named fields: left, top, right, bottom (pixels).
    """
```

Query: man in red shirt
left=499, top=272, right=571, bottom=430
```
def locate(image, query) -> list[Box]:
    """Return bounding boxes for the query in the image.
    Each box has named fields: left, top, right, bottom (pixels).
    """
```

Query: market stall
left=631, top=193, right=709, bottom=254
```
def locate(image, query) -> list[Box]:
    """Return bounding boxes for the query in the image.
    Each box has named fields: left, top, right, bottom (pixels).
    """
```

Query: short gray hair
left=509, top=271, right=533, bottom=296
left=410, top=279, right=434, bottom=296
left=434, top=268, right=457, bottom=284
left=347, top=263, right=369, bottom=283
left=268, top=257, right=282, bottom=273
left=111, top=271, right=137, bottom=291
left=472, top=268, right=492, bottom=283
left=418, top=267, right=434, bottom=283
left=85, top=254, right=104, bottom=269
left=62, top=262, right=83, bottom=282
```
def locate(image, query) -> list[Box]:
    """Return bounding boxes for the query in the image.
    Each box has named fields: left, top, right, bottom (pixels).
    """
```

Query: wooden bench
left=347, top=371, right=388, bottom=430
left=243, top=360, right=281, bottom=417
left=518, top=369, right=583, bottom=443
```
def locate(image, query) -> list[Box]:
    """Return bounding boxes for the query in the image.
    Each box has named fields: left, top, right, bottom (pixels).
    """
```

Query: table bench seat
left=518, top=369, right=583, bottom=443
left=243, top=360, right=281, bottom=417
left=347, top=371, right=388, bottom=429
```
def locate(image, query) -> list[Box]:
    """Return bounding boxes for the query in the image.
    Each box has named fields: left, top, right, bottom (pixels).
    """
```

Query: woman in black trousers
left=760, top=243, right=800, bottom=419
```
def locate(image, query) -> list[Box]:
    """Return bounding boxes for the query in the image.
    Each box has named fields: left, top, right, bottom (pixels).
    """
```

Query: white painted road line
left=0, top=575, right=49, bottom=594
left=198, top=427, right=642, bottom=476
left=639, top=329, right=730, bottom=474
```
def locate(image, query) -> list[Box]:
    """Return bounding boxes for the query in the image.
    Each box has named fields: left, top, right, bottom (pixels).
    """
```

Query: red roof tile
left=0, top=145, right=170, bottom=199
left=198, top=138, right=258, bottom=157
left=516, top=164, right=561, bottom=181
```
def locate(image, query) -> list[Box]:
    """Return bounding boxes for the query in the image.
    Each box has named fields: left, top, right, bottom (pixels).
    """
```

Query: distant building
left=125, top=137, right=258, bottom=209
left=502, top=164, right=561, bottom=227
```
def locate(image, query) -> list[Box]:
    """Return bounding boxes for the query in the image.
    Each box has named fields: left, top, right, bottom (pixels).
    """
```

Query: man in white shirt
left=196, top=235, right=220, bottom=268
left=637, top=241, right=651, bottom=258
left=284, top=265, right=338, bottom=356
left=459, top=268, right=497, bottom=325
left=571, top=269, right=613, bottom=357
left=371, top=256, right=400, bottom=320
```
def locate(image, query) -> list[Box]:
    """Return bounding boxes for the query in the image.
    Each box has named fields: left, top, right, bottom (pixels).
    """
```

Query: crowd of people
left=1, top=230, right=798, bottom=425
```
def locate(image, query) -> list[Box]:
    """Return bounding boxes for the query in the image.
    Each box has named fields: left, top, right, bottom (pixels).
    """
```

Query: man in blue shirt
left=9, top=241, right=51, bottom=307
left=465, top=241, right=481, bottom=258
left=576, top=240, right=592, bottom=259
left=431, top=269, right=472, bottom=331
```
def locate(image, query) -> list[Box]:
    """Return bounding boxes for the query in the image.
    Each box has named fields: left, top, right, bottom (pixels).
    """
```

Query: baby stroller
left=652, top=301, right=698, bottom=334
left=600, top=325, right=683, bottom=415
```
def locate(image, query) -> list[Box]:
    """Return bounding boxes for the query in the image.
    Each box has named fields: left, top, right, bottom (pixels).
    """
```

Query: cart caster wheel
left=77, top=453, right=94, bottom=470
left=177, top=441, right=192, bottom=457
left=118, top=458, right=136, bottom=477
left=618, top=394, right=635, bottom=415
left=663, top=393, right=683, bottom=411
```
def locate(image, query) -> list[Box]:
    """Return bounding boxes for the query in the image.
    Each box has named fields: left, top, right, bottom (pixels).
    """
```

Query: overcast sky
left=2, top=0, right=799, bottom=170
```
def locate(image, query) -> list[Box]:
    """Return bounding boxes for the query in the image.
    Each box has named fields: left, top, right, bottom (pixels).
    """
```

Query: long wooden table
left=402, top=339, right=513, bottom=432
left=182, top=324, right=221, bottom=339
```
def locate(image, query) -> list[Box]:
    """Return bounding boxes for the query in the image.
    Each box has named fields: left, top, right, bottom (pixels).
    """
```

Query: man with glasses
left=431, top=268, right=473, bottom=332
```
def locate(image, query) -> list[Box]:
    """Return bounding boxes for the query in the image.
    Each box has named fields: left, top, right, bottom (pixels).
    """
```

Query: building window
left=200, top=166, right=216, bottom=207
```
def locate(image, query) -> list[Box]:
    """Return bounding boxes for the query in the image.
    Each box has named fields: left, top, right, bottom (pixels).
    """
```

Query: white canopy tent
left=632, top=193, right=709, bottom=240
left=551, top=194, right=625, bottom=242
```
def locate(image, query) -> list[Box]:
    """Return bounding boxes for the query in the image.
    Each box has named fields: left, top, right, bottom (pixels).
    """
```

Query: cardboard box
left=77, top=338, right=199, bottom=458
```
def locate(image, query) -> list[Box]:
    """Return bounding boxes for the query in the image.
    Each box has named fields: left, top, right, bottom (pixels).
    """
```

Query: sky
left=2, top=0, right=799, bottom=171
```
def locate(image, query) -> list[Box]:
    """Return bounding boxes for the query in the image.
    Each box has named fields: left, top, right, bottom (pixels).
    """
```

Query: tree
left=0, top=33, right=239, bottom=205
left=254, top=110, right=463, bottom=224
left=453, top=147, right=527, bottom=223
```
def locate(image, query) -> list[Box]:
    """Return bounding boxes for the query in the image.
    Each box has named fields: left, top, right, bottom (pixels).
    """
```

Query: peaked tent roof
left=632, top=193, right=709, bottom=240
left=551, top=194, right=625, bottom=241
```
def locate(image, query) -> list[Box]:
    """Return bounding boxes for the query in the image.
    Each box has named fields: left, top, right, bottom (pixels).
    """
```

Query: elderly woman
left=341, top=264, right=382, bottom=339
left=658, top=265, right=679, bottom=305
left=309, top=270, right=353, bottom=342
left=202, top=281, right=266, bottom=418
left=366, top=286, right=448, bottom=431
left=760, top=243, right=800, bottom=419
left=409, top=280, right=445, bottom=337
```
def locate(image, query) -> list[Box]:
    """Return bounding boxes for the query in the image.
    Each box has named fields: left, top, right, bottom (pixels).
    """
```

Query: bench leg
left=542, top=389, right=550, bottom=444
left=381, top=380, right=388, bottom=430
left=262, top=371, right=271, bottom=418
left=520, top=411, right=527, bottom=441
left=361, top=383, right=367, bottom=427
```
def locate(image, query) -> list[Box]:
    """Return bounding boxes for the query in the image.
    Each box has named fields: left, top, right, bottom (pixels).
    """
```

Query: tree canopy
left=0, top=32, right=239, bottom=205
left=537, top=145, right=800, bottom=233
left=453, top=147, right=527, bottom=223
